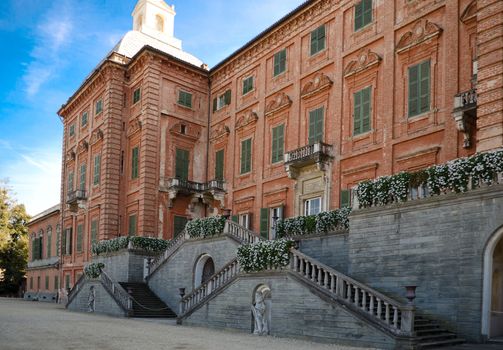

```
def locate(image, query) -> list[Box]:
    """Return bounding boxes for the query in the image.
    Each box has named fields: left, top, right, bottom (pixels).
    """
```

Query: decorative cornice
left=301, top=72, right=333, bottom=99
left=127, top=116, right=142, bottom=137
left=235, top=110, right=259, bottom=130
left=90, top=128, right=104, bottom=145
left=344, top=49, right=382, bottom=78
left=210, top=123, right=230, bottom=141
left=265, top=92, right=292, bottom=117
left=396, top=19, right=443, bottom=54
left=460, top=0, right=477, bottom=24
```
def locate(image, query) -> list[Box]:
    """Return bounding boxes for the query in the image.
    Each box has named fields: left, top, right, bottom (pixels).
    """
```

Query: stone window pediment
left=77, top=140, right=89, bottom=154
left=210, top=123, right=230, bottom=142
left=127, top=117, right=142, bottom=137
left=235, top=110, right=259, bottom=131
left=344, top=49, right=382, bottom=78
left=396, top=19, right=442, bottom=54
left=90, top=129, right=104, bottom=145
left=265, top=92, right=292, bottom=117
left=460, top=0, right=477, bottom=24
left=301, top=72, right=333, bottom=99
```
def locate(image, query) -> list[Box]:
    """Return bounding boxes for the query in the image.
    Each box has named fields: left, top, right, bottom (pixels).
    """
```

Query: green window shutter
left=215, top=150, right=224, bottom=180
left=131, top=146, right=139, bottom=179
left=62, top=229, right=67, bottom=255
left=178, top=91, right=193, bottom=108
left=271, top=124, right=285, bottom=163
left=240, top=138, right=252, bottom=174
left=419, top=60, right=430, bottom=114
left=231, top=215, right=239, bottom=223
left=54, top=276, right=59, bottom=290
left=30, top=277, right=33, bottom=289
left=91, top=220, right=98, bottom=246
left=68, top=228, right=73, bottom=254
left=47, top=231, right=51, bottom=258
left=353, top=86, right=372, bottom=135
left=173, top=216, right=188, bottom=237
left=79, top=164, right=86, bottom=191
left=362, top=86, right=371, bottom=132
left=96, top=100, right=103, bottom=114
left=308, top=107, right=324, bottom=144
left=355, top=1, right=363, bottom=30
left=274, top=49, right=287, bottom=76
left=65, top=275, right=70, bottom=289
left=81, top=112, right=88, bottom=127
left=128, top=215, right=137, bottom=236
left=310, top=25, right=326, bottom=55
left=260, top=208, right=269, bottom=239
left=69, top=124, right=75, bottom=137
left=45, top=276, right=49, bottom=290
left=353, top=89, right=362, bottom=135
left=133, top=88, right=141, bottom=104
left=243, top=77, right=254, bottom=95
left=224, top=90, right=231, bottom=105
left=363, top=0, right=372, bottom=27
left=408, top=64, right=419, bottom=117
left=212, top=97, right=217, bottom=112
left=76, top=224, right=83, bottom=252
left=31, top=239, right=36, bottom=261
left=68, top=172, right=74, bottom=192
left=39, top=237, right=43, bottom=260
left=93, top=154, right=101, bottom=186
left=175, top=148, right=190, bottom=180
left=340, top=189, right=351, bottom=208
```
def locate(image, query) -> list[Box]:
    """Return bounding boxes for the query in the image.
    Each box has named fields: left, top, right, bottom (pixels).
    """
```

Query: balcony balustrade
left=66, top=189, right=87, bottom=205
left=284, top=142, right=333, bottom=179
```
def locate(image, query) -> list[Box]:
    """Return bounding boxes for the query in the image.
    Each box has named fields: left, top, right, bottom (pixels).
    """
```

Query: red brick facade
left=55, top=0, right=503, bottom=287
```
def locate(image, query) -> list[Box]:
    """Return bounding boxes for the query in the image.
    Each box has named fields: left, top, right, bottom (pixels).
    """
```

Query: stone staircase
left=120, top=282, right=177, bottom=318
left=414, top=316, right=465, bottom=349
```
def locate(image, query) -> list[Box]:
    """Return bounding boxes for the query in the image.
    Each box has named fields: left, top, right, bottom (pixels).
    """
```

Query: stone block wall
left=93, top=249, right=156, bottom=283
left=347, top=185, right=503, bottom=342
left=298, top=231, right=349, bottom=273
left=147, top=236, right=240, bottom=311
left=184, top=272, right=396, bottom=349
left=67, top=280, right=126, bottom=317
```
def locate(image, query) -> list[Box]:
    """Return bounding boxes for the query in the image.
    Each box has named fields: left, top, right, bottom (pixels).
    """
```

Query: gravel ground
left=0, top=298, right=376, bottom=350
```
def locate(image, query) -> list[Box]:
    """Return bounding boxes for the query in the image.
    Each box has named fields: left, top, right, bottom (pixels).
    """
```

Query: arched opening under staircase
left=194, top=254, right=215, bottom=288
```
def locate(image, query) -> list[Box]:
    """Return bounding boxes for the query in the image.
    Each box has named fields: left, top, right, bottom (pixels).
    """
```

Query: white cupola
left=132, top=0, right=182, bottom=49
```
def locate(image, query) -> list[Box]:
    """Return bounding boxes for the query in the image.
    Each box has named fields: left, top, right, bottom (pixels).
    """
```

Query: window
left=178, top=91, right=193, bottom=108
left=304, top=197, right=322, bottom=216
left=133, top=88, right=141, bottom=104
left=54, top=276, right=59, bottom=290
left=45, top=276, right=49, bottom=290
left=173, top=216, right=188, bottom=237
left=270, top=206, right=284, bottom=240
left=67, top=172, right=74, bottom=192
left=81, top=112, right=88, bottom=127
left=271, top=124, right=285, bottom=164
left=353, top=86, right=372, bottom=135
left=408, top=60, right=430, bottom=117
left=69, top=124, right=75, bottom=137
left=76, top=224, right=83, bottom=253
left=242, top=76, right=254, bottom=95
left=62, top=228, right=72, bottom=255
left=131, top=146, right=139, bottom=179
left=213, top=90, right=231, bottom=112
left=30, top=277, right=33, bottom=289
left=65, top=274, right=71, bottom=289
left=215, top=149, right=224, bottom=180
left=37, top=276, right=40, bottom=290
left=91, top=219, right=98, bottom=246
left=354, top=0, right=372, bottom=31
left=239, top=214, right=250, bottom=229
left=340, top=189, right=352, bottom=208
left=128, top=214, right=137, bottom=236
left=79, top=164, right=86, bottom=191
left=93, top=154, right=101, bottom=186
left=240, top=138, right=252, bottom=174
left=308, top=107, right=324, bottom=144
left=46, top=226, right=52, bottom=258
left=259, top=208, right=269, bottom=239
left=273, top=49, right=287, bottom=76
left=175, top=148, right=190, bottom=180
left=180, top=124, right=187, bottom=134
left=310, top=25, right=326, bottom=56
left=95, top=99, right=103, bottom=115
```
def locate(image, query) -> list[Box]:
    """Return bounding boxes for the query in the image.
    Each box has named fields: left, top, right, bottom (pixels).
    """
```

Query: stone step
left=416, top=333, right=457, bottom=341
left=419, top=338, right=465, bottom=349
left=119, top=282, right=176, bottom=318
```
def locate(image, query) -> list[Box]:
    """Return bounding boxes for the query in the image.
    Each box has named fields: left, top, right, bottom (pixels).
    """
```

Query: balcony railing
left=284, top=141, right=332, bottom=165
left=454, top=88, right=477, bottom=111
left=165, top=178, right=226, bottom=194
left=66, top=189, right=87, bottom=204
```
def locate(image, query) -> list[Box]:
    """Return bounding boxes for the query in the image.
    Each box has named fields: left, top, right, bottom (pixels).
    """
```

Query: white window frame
left=304, top=197, right=322, bottom=216
left=239, top=213, right=250, bottom=229
left=270, top=206, right=283, bottom=240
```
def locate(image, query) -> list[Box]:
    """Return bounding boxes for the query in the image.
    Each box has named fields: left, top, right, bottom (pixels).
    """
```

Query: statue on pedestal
left=251, top=289, right=268, bottom=335
left=87, top=286, right=95, bottom=312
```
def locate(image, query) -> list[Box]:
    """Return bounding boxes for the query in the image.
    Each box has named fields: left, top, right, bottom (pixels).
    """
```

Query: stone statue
left=87, top=286, right=95, bottom=313
left=251, top=289, right=268, bottom=335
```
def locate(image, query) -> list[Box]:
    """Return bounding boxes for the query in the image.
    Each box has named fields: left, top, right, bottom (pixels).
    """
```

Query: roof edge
left=28, top=204, right=61, bottom=225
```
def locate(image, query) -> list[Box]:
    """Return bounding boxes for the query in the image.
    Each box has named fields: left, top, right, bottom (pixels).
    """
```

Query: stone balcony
left=160, top=178, right=226, bottom=208
left=27, top=256, right=59, bottom=270
left=66, top=189, right=87, bottom=212
left=284, top=142, right=333, bottom=179
left=452, top=88, right=477, bottom=148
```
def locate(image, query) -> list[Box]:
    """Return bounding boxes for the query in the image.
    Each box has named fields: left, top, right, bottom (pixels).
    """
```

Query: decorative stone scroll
left=77, top=139, right=89, bottom=154
left=396, top=19, right=443, bottom=54
left=66, top=147, right=76, bottom=162
left=460, top=0, right=477, bottom=24
left=210, top=123, right=230, bottom=141
left=90, top=129, right=104, bottom=145
left=300, top=72, right=333, bottom=99
left=265, top=92, right=292, bottom=117
left=344, top=49, right=382, bottom=78
left=127, top=117, right=142, bottom=137
left=235, top=111, right=259, bottom=130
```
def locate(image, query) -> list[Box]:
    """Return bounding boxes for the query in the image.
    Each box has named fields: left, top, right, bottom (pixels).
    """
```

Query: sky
left=0, top=0, right=305, bottom=216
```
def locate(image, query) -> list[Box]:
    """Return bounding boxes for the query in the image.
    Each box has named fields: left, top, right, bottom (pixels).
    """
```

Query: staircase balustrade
left=100, top=270, right=133, bottom=312
left=290, top=249, right=415, bottom=336
left=66, top=273, right=86, bottom=306
left=180, top=258, right=240, bottom=316
left=147, top=229, right=188, bottom=277
left=225, top=220, right=262, bottom=244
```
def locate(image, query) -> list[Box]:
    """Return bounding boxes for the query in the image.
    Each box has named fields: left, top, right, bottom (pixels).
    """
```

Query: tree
left=0, top=184, right=30, bottom=296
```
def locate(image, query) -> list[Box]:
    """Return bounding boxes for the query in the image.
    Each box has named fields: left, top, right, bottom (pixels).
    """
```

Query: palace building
left=28, top=0, right=503, bottom=346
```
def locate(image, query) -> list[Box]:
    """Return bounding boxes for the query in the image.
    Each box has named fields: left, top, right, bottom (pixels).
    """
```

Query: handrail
left=99, top=270, right=132, bottom=312
left=180, top=258, right=240, bottom=316
left=66, top=273, right=86, bottom=307
left=146, top=229, right=188, bottom=278
left=225, top=220, right=262, bottom=244
left=290, top=249, right=414, bottom=336
left=284, top=141, right=332, bottom=164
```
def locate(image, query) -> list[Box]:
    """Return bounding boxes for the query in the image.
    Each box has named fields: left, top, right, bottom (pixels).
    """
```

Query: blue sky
left=0, top=0, right=304, bottom=215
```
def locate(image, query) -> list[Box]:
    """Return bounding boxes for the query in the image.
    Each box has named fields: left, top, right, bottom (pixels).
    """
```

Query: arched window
left=156, top=15, right=164, bottom=32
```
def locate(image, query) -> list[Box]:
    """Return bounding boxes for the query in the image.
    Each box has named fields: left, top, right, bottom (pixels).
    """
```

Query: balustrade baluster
left=300, top=259, right=305, bottom=276
left=355, top=287, right=360, bottom=306
left=346, top=283, right=352, bottom=300
left=369, top=295, right=375, bottom=315
left=361, top=290, right=366, bottom=310
left=393, top=306, right=398, bottom=329
left=377, top=299, right=382, bottom=319
left=385, top=303, right=390, bottom=324
left=330, top=274, right=336, bottom=293
left=317, top=268, right=322, bottom=285
left=324, top=271, right=329, bottom=288
left=311, top=264, right=316, bottom=282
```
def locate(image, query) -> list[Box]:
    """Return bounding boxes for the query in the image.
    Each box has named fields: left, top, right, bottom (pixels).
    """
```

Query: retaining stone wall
left=67, top=280, right=125, bottom=317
